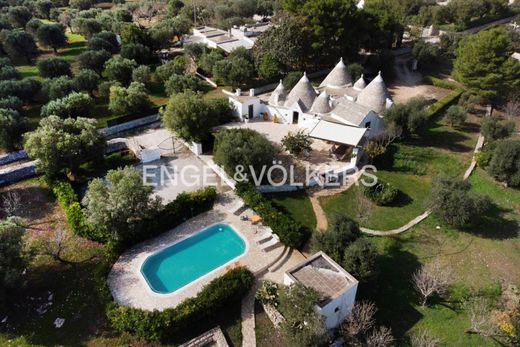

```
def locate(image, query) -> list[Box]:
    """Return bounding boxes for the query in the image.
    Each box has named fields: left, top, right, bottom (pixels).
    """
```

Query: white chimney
left=235, top=88, right=241, bottom=96
left=249, top=88, right=255, bottom=97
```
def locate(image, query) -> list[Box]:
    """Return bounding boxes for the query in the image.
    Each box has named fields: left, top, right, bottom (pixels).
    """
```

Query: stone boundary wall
left=195, top=72, right=218, bottom=88
left=0, top=160, right=37, bottom=186
left=179, top=326, right=229, bottom=347
left=0, top=150, right=28, bottom=166
left=99, top=114, right=160, bottom=137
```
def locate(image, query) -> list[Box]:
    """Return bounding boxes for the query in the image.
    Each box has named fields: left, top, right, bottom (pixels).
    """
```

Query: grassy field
left=360, top=167, right=519, bottom=345
left=320, top=113, right=478, bottom=231
left=0, top=179, right=243, bottom=347
left=265, top=190, right=317, bottom=231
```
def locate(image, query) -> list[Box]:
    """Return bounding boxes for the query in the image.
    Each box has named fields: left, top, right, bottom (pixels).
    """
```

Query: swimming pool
left=140, top=223, right=246, bottom=294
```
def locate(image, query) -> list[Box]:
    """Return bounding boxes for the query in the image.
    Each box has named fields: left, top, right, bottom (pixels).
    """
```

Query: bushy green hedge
left=51, top=181, right=105, bottom=240
left=96, top=263, right=254, bottom=341
left=117, top=187, right=218, bottom=249
left=362, top=180, right=399, bottom=206
left=235, top=182, right=310, bottom=248
left=422, top=76, right=460, bottom=90
left=52, top=180, right=217, bottom=247
left=427, top=89, right=464, bottom=117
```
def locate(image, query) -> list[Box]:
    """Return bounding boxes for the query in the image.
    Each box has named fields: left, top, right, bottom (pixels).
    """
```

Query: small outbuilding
left=283, top=251, right=359, bottom=329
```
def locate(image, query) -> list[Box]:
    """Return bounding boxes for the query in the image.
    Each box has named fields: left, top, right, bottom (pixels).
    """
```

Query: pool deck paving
left=108, top=192, right=306, bottom=311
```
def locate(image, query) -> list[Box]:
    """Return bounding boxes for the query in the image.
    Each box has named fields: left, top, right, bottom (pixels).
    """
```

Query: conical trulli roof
left=268, top=80, right=286, bottom=106
left=311, top=91, right=332, bottom=114
left=353, top=74, right=366, bottom=91
left=356, top=72, right=389, bottom=113
left=319, top=58, right=353, bottom=88
left=284, top=72, right=317, bottom=111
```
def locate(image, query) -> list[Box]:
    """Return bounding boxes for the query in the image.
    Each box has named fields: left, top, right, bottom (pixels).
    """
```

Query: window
left=334, top=307, right=340, bottom=313
left=365, top=121, right=371, bottom=129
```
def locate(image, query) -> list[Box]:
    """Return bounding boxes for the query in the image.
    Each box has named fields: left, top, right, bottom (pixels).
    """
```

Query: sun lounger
left=254, top=228, right=273, bottom=244
left=259, top=234, right=280, bottom=252
left=231, top=200, right=246, bottom=215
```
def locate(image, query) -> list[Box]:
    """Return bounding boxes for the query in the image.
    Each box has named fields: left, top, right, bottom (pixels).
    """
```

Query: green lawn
left=361, top=167, right=520, bottom=346
left=265, top=190, right=317, bottom=231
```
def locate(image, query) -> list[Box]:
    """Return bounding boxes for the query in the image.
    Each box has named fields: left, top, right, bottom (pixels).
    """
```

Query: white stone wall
left=318, top=282, right=358, bottom=329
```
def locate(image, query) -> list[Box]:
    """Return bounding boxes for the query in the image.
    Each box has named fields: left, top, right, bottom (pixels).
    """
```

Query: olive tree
left=278, top=283, right=328, bottom=347
left=82, top=167, right=161, bottom=241
left=0, top=108, right=28, bottom=150
left=487, top=139, right=520, bottom=187
left=78, top=49, right=112, bottom=74
left=74, top=69, right=100, bottom=96
left=37, top=57, right=71, bottom=78
left=2, top=31, right=39, bottom=63
left=0, top=219, right=25, bottom=288
left=412, top=260, right=452, bottom=306
left=444, top=105, right=467, bottom=127
left=213, top=128, right=277, bottom=179
left=162, top=91, right=233, bottom=143
left=24, top=116, right=105, bottom=179
left=42, top=76, right=78, bottom=100
left=108, top=82, right=151, bottom=115
left=164, top=73, right=204, bottom=95
left=36, top=24, right=67, bottom=53
left=8, top=6, right=32, bottom=28
left=428, top=177, right=490, bottom=227
left=41, top=92, right=93, bottom=118
left=103, top=56, right=137, bottom=86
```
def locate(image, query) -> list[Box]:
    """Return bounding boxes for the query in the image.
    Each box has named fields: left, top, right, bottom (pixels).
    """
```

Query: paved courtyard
left=108, top=192, right=305, bottom=311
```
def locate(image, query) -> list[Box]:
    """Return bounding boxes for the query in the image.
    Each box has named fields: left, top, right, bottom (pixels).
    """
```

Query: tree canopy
left=454, top=27, right=520, bottom=103
left=162, top=91, right=233, bottom=143
left=36, top=24, right=67, bottom=53
left=0, top=108, right=28, bottom=150
left=0, top=219, right=25, bottom=288
left=24, top=116, right=105, bottom=179
left=108, top=82, right=151, bottom=115
left=41, top=92, right=94, bottom=118
left=37, top=57, right=71, bottom=78
left=82, top=167, right=161, bottom=241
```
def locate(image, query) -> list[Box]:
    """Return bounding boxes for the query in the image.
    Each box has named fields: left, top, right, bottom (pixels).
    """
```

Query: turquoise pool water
left=140, top=223, right=246, bottom=294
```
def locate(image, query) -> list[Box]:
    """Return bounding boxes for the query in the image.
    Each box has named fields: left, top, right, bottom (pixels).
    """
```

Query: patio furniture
left=251, top=215, right=262, bottom=224
left=259, top=234, right=280, bottom=252
left=231, top=200, right=245, bottom=215
left=254, top=228, right=273, bottom=244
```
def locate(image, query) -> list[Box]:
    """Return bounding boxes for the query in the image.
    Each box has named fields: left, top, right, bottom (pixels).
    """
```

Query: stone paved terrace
left=108, top=193, right=305, bottom=311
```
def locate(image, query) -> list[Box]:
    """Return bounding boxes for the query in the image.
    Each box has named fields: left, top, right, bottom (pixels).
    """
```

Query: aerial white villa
left=228, top=58, right=393, bottom=164
left=284, top=252, right=359, bottom=329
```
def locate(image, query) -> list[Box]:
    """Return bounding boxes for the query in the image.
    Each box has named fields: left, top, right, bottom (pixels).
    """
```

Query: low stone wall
left=0, top=160, right=38, bottom=186
left=262, top=302, right=285, bottom=328
left=179, top=326, right=229, bottom=347
left=0, top=150, right=28, bottom=166
left=99, top=114, right=160, bottom=137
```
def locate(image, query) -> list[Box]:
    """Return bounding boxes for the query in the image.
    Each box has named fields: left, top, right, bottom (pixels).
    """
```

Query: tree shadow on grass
left=413, top=126, right=473, bottom=153
left=0, top=186, right=55, bottom=221
left=389, top=190, right=413, bottom=207
left=359, top=241, right=423, bottom=340
left=461, top=202, right=519, bottom=240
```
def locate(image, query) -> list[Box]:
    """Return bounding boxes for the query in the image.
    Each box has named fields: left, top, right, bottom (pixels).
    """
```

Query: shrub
left=235, top=182, right=310, bottom=248
left=312, top=213, right=361, bottom=261
left=256, top=280, right=280, bottom=307
left=487, top=139, right=520, bottom=187
left=444, top=105, right=467, bottom=127
left=132, top=65, right=151, bottom=85
left=428, top=177, right=491, bottom=227
left=481, top=117, right=515, bottom=141
left=283, top=71, right=303, bottom=89
left=0, top=96, right=23, bottom=112
left=362, top=180, right=398, bottom=206
left=51, top=181, right=98, bottom=239
left=342, top=238, right=378, bottom=282
left=155, top=55, right=187, bottom=83
left=281, top=130, right=313, bottom=156
left=347, top=63, right=364, bottom=82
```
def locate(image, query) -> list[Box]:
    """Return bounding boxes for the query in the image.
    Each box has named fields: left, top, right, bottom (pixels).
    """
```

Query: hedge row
left=427, top=89, right=464, bottom=118
left=235, top=182, right=310, bottom=248
left=51, top=181, right=107, bottom=241
left=422, top=75, right=460, bottom=90
left=52, top=180, right=218, bottom=247
left=117, top=186, right=218, bottom=250
left=95, top=260, right=254, bottom=341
